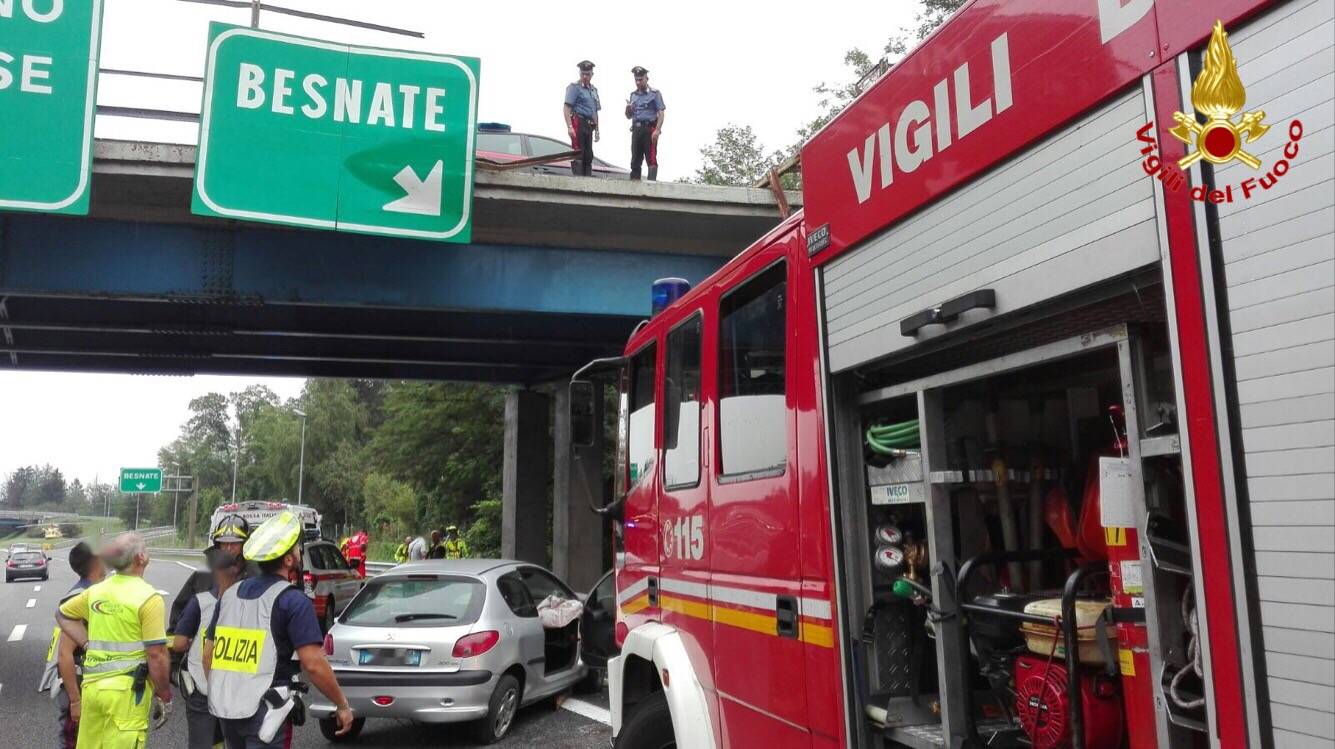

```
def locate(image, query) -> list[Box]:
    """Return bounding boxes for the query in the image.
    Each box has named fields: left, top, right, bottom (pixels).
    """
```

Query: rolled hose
left=866, top=419, right=920, bottom=453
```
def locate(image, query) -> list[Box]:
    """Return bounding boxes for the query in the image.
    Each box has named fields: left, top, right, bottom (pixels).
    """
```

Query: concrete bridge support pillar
left=502, top=389, right=550, bottom=565
left=553, top=384, right=605, bottom=592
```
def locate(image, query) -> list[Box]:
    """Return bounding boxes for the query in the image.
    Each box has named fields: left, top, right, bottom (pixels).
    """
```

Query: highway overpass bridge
left=0, top=140, right=798, bottom=588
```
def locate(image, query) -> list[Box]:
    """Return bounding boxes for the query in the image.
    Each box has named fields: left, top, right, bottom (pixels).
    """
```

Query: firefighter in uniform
left=443, top=526, right=470, bottom=559
left=171, top=517, right=251, bottom=749
left=56, top=532, right=173, bottom=749
left=563, top=60, right=601, bottom=176
left=205, top=511, right=353, bottom=747
left=39, top=541, right=105, bottom=749
left=625, top=66, right=667, bottom=180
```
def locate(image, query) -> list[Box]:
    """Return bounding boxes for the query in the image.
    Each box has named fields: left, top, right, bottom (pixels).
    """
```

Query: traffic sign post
left=0, top=0, right=105, bottom=214
left=192, top=24, right=480, bottom=242
left=120, top=468, right=162, bottom=494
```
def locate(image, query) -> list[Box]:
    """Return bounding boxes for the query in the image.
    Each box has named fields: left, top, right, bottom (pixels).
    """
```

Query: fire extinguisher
left=1099, top=404, right=1158, bottom=749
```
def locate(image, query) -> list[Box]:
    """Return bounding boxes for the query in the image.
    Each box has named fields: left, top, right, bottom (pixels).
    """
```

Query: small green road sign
left=193, top=24, right=480, bottom=242
left=0, top=0, right=105, bottom=214
left=120, top=468, right=162, bottom=494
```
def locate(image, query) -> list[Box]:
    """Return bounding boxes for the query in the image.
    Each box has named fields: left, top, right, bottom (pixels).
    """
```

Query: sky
left=2, top=0, right=921, bottom=487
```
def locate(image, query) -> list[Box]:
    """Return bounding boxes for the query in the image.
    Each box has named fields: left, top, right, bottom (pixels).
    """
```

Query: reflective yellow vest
left=444, top=538, right=468, bottom=559
left=81, top=575, right=157, bottom=683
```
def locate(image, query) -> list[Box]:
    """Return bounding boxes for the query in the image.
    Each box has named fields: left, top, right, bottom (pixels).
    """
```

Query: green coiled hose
left=866, top=419, right=920, bottom=453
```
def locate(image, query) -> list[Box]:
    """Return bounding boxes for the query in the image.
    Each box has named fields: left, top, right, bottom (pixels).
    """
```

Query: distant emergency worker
left=443, top=526, right=470, bottom=559
left=170, top=519, right=251, bottom=749
left=625, top=66, right=666, bottom=181
left=407, top=535, right=428, bottom=561
left=56, top=533, right=173, bottom=749
left=394, top=536, right=410, bottom=564
left=205, top=511, right=353, bottom=747
left=39, top=541, right=106, bottom=749
left=426, top=529, right=446, bottom=560
left=564, top=60, right=601, bottom=176
left=345, top=530, right=368, bottom=577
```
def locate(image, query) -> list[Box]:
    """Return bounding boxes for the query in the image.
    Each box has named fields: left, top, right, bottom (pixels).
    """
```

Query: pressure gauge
left=875, top=525, right=904, bottom=547
left=874, top=545, right=906, bottom=574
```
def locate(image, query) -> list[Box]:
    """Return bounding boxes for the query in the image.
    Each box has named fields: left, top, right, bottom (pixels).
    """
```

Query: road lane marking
left=33, top=585, right=41, bottom=592
left=8, top=624, right=26, bottom=642
left=26, top=599, right=36, bottom=608
left=174, top=561, right=199, bottom=572
left=561, top=697, right=611, bottom=726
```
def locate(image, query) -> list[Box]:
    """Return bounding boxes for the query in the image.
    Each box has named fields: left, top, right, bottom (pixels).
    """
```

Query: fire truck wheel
left=614, top=691, right=675, bottom=749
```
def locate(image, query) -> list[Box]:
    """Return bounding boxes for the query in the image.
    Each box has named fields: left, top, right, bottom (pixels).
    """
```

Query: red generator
left=1015, top=654, right=1124, bottom=749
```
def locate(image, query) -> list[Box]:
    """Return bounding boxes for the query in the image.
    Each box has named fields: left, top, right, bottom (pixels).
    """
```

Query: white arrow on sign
left=136, top=482, right=146, bottom=491
left=383, top=161, right=444, bottom=217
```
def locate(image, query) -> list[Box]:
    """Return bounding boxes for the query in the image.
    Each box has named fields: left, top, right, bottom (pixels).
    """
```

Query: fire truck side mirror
left=570, top=380, right=597, bottom=447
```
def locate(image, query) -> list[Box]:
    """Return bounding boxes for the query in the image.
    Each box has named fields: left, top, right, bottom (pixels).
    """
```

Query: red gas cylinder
left=1014, top=654, right=1124, bottom=749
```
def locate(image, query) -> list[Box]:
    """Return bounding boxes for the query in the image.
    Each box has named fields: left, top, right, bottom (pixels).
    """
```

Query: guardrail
left=142, top=549, right=398, bottom=577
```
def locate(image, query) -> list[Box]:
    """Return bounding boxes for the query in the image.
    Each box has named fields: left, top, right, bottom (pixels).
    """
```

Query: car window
left=718, top=261, right=788, bottom=477
left=13, top=552, right=42, bottom=562
left=497, top=572, right=537, bottom=618
left=477, top=132, right=523, bottom=156
left=518, top=567, right=575, bottom=604
left=326, top=547, right=349, bottom=570
left=306, top=544, right=330, bottom=570
left=527, top=135, right=571, bottom=158
left=340, top=575, right=484, bottom=627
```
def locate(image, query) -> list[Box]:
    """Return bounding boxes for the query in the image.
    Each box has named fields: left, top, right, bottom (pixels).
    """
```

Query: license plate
left=357, top=648, right=421, bottom=667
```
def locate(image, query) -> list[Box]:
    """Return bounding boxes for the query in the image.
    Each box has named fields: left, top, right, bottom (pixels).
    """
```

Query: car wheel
left=318, top=716, right=364, bottom=742
left=321, top=596, right=336, bottom=633
left=614, top=691, right=675, bottom=749
left=473, top=673, right=521, bottom=745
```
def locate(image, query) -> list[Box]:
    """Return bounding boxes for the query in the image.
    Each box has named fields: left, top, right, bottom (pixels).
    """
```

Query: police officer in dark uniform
left=625, top=66, right=666, bottom=181
left=563, top=60, right=601, bottom=176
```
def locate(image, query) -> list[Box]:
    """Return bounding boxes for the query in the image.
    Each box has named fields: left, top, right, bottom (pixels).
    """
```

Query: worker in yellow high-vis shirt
left=56, top=532, right=173, bottom=748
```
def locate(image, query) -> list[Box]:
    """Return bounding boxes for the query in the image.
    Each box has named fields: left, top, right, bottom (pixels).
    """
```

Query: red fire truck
left=568, top=1, right=1332, bottom=748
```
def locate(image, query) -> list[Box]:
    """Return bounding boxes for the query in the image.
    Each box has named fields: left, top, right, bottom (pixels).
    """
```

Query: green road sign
left=193, top=24, right=480, bottom=242
left=0, top=0, right=105, bottom=214
left=120, top=468, right=162, bottom=494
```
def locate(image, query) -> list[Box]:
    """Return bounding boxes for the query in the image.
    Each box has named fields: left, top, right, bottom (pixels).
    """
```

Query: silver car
left=308, top=559, right=589, bottom=744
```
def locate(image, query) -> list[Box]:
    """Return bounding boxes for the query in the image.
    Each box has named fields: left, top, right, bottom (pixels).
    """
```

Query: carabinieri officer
left=625, top=66, right=666, bottom=180
left=564, top=60, right=601, bottom=176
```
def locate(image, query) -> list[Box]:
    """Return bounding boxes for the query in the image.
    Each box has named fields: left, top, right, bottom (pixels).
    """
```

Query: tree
left=4, top=466, right=36, bottom=508
left=692, top=125, right=784, bottom=187
left=361, top=473, right=417, bottom=537
left=313, top=440, right=370, bottom=527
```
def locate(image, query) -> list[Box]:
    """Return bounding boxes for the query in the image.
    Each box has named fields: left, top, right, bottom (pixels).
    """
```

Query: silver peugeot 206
left=308, top=559, right=591, bottom=744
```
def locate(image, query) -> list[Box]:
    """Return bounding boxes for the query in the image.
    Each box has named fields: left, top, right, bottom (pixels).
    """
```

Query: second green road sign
left=120, top=468, right=162, bottom=494
left=193, top=24, right=480, bottom=242
left=0, top=0, right=105, bottom=214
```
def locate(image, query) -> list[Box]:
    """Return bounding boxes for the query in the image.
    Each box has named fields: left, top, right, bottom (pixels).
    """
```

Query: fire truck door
left=710, top=258, right=811, bottom=746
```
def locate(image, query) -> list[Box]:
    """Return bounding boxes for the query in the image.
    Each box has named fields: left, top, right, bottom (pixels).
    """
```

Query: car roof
left=379, top=558, right=529, bottom=577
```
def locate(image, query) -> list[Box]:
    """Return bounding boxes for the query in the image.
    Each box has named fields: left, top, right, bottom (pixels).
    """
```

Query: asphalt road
left=0, top=547, right=611, bottom=748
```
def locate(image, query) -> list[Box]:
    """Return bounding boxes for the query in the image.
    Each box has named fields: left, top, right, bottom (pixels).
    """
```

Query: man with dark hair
left=170, top=518, right=251, bottom=749
left=625, top=66, right=666, bottom=180
left=205, top=512, right=353, bottom=746
left=39, top=541, right=106, bottom=748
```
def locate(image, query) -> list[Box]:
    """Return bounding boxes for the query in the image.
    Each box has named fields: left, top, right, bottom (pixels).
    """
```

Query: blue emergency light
left=652, top=278, right=690, bottom=316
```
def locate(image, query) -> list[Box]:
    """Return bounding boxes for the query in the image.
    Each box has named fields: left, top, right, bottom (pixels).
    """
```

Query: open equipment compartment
left=833, top=320, right=1208, bottom=749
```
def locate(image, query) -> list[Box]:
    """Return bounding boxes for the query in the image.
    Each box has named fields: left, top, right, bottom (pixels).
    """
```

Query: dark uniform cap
left=631, top=66, right=648, bottom=76
left=577, top=60, right=595, bottom=71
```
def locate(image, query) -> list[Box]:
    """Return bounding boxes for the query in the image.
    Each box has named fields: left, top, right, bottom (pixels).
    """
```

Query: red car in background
left=476, top=123, right=629, bottom=179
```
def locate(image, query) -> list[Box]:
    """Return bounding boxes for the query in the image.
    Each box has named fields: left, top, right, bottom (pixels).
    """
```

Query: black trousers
left=570, top=115, right=595, bottom=176
left=630, top=122, right=658, bottom=180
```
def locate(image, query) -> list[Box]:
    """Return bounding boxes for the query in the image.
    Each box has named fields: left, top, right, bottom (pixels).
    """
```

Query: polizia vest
left=207, top=579, right=291, bottom=720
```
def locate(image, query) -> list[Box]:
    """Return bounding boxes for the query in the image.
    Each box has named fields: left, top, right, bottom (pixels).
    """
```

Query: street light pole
left=293, top=409, right=307, bottom=506
left=231, top=422, right=241, bottom=503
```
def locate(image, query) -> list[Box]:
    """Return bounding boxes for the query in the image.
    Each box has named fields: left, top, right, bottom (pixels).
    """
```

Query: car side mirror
left=570, top=380, right=597, bottom=447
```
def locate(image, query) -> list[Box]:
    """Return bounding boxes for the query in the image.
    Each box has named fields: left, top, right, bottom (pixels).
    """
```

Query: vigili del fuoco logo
left=1136, top=20, right=1305, bottom=204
